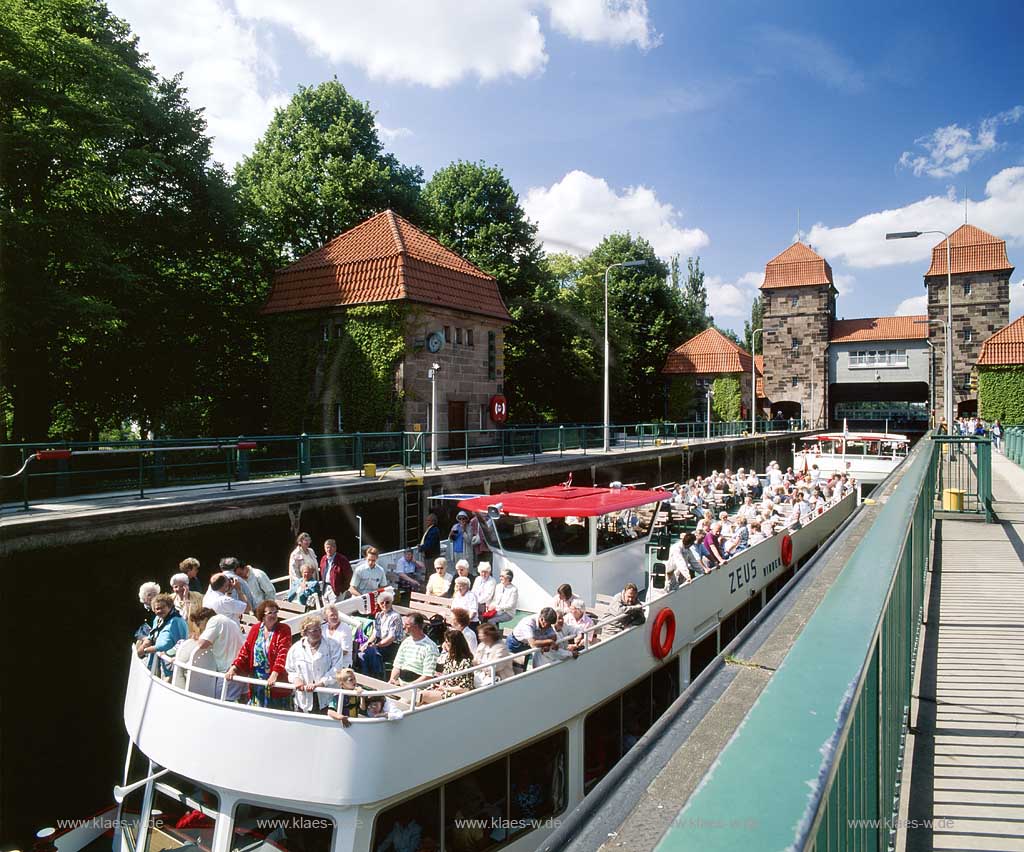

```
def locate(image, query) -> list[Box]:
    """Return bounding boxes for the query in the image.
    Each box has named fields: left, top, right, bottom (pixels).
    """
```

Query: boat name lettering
left=729, top=555, right=782, bottom=594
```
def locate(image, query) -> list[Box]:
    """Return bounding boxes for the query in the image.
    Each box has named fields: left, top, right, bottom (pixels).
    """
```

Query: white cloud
left=1012, top=279, right=1024, bottom=322
left=898, top=106, right=1024, bottom=178
left=547, top=0, right=659, bottom=49
left=375, top=122, right=414, bottom=142
left=524, top=170, right=709, bottom=258
left=755, top=26, right=864, bottom=93
left=705, top=271, right=762, bottom=323
left=108, top=0, right=288, bottom=167
left=833, top=273, right=855, bottom=297
left=235, top=0, right=656, bottom=88
left=894, top=295, right=927, bottom=316
left=804, top=166, right=1024, bottom=269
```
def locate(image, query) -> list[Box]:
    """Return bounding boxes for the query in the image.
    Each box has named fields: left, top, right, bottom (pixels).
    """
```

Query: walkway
left=900, top=450, right=1024, bottom=852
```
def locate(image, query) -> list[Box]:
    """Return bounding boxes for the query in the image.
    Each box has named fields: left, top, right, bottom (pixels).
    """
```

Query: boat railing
left=148, top=606, right=638, bottom=720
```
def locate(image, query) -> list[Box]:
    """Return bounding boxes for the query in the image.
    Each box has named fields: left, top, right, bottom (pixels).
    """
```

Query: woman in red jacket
left=226, top=600, right=291, bottom=709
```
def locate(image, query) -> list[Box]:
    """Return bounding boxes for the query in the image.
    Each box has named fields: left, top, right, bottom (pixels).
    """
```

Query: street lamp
left=886, top=229, right=953, bottom=432
left=603, top=259, right=648, bottom=453
left=428, top=362, right=441, bottom=470
left=750, top=327, right=764, bottom=435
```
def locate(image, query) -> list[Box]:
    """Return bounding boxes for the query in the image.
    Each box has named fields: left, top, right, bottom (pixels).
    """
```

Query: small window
left=791, top=376, right=798, bottom=388
left=791, top=338, right=799, bottom=352
left=231, top=803, right=334, bottom=852
left=373, top=788, right=440, bottom=852
left=467, top=328, right=474, bottom=347
left=444, top=756, right=506, bottom=851
left=547, top=517, right=591, bottom=556
left=508, top=730, right=568, bottom=837
left=444, top=325, right=451, bottom=343
left=596, top=508, right=654, bottom=553
left=791, top=294, right=799, bottom=307
left=456, top=327, right=463, bottom=345
left=492, top=514, right=547, bottom=554
left=962, top=328, right=973, bottom=343
left=964, top=282, right=972, bottom=296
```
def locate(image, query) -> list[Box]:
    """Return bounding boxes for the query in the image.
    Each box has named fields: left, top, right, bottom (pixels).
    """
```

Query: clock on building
left=426, top=331, right=444, bottom=353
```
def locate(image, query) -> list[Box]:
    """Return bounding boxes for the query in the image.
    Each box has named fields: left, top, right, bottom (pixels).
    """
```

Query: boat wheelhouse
left=99, top=478, right=858, bottom=852
left=794, top=431, right=910, bottom=485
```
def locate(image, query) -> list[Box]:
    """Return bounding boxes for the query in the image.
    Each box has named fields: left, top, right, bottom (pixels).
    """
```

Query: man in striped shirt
left=388, top=612, right=439, bottom=685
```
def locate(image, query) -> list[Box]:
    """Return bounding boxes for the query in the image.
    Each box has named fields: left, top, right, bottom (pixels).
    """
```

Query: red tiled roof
left=262, top=210, right=511, bottom=321
left=924, top=224, right=1014, bottom=278
left=754, top=355, right=765, bottom=398
left=761, top=242, right=834, bottom=290
left=829, top=316, right=929, bottom=343
left=663, top=327, right=753, bottom=375
left=977, top=315, right=1024, bottom=366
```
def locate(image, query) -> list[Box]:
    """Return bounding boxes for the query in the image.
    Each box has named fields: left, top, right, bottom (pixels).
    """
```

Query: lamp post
left=750, top=327, right=764, bottom=435
left=886, top=229, right=953, bottom=432
left=603, top=259, right=648, bottom=453
left=428, top=362, right=440, bottom=470
left=706, top=386, right=714, bottom=439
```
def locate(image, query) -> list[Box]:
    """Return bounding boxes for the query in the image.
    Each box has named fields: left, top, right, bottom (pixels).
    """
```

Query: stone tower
left=924, top=224, right=1013, bottom=419
left=760, top=243, right=836, bottom=427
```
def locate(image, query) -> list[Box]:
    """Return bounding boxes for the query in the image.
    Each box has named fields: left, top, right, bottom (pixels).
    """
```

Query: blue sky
left=108, top=0, right=1024, bottom=333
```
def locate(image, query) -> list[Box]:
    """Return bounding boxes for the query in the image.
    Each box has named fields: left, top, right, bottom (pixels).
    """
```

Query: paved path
left=901, top=450, right=1024, bottom=852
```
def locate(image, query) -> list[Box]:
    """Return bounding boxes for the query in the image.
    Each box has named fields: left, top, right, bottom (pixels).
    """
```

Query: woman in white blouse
left=472, top=622, right=514, bottom=685
left=322, top=603, right=357, bottom=668
left=289, top=532, right=318, bottom=582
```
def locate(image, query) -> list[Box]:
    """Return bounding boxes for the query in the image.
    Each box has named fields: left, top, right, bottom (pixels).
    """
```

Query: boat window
left=546, top=516, right=591, bottom=556
left=231, top=803, right=334, bottom=852
left=595, top=505, right=655, bottom=554
left=444, top=757, right=507, bottom=851
left=622, top=676, right=654, bottom=753
left=149, top=776, right=220, bottom=852
left=652, top=657, right=680, bottom=719
left=584, top=696, right=622, bottom=794
left=508, top=730, right=568, bottom=839
left=373, top=787, right=440, bottom=852
left=474, top=512, right=501, bottom=551
left=491, top=514, right=547, bottom=555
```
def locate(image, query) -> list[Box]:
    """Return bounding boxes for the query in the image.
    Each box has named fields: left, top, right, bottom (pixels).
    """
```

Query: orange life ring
left=780, top=534, right=793, bottom=567
left=651, top=608, right=676, bottom=659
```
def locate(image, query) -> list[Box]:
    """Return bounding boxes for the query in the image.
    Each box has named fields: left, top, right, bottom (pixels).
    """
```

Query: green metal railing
left=932, top=435, right=992, bottom=521
left=1, top=419, right=809, bottom=510
left=658, top=432, right=936, bottom=852
left=1005, top=426, right=1024, bottom=467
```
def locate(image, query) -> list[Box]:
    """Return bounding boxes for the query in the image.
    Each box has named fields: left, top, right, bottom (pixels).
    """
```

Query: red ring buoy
left=780, top=534, right=793, bottom=568
left=651, top=608, right=676, bottom=659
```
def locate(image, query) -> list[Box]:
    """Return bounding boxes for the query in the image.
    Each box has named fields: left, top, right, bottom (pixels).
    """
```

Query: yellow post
left=942, top=488, right=964, bottom=511
left=363, top=462, right=377, bottom=478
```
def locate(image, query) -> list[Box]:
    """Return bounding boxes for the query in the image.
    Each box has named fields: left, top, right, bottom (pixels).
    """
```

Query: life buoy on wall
left=780, top=534, right=793, bottom=568
left=651, top=608, right=676, bottom=659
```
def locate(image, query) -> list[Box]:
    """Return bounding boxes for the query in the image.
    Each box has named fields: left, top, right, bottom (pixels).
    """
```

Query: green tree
left=682, top=256, right=710, bottom=326
left=744, top=295, right=763, bottom=354
left=235, top=79, right=424, bottom=264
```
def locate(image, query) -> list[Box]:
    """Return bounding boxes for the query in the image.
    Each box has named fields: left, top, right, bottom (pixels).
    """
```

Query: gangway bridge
left=543, top=431, right=1022, bottom=852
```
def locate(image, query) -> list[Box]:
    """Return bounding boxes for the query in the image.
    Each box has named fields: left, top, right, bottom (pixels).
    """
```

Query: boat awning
left=458, top=486, right=669, bottom=518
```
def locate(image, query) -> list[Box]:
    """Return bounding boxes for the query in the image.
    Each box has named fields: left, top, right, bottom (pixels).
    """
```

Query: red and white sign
left=489, top=394, right=508, bottom=424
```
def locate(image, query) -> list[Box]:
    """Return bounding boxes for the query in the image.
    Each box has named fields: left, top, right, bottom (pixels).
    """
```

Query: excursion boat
left=793, top=430, right=910, bottom=485
left=60, top=479, right=857, bottom=852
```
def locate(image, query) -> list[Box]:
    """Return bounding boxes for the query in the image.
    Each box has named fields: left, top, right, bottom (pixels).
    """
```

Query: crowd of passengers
left=660, top=462, right=856, bottom=589
left=132, top=528, right=645, bottom=724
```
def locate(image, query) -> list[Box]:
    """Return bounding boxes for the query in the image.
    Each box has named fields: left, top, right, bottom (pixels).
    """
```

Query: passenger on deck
left=288, top=562, right=325, bottom=611
left=235, top=563, right=276, bottom=606
left=506, top=607, right=558, bottom=666
left=450, top=608, right=478, bottom=653
left=454, top=558, right=473, bottom=585
left=371, top=591, right=404, bottom=669
left=450, top=577, right=480, bottom=625
left=666, top=534, right=693, bottom=585
left=180, top=558, right=202, bottom=593
left=202, top=574, right=249, bottom=623
left=565, top=599, right=599, bottom=643
left=227, top=600, right=291, bottom=709
left=137, top=581, right=161, bottom=637
left=287, top=615, right=345, bottom=714
left=390, top=548, right=424, bottom=593
left=170, top=572, right=204, bottom=623
left=349, top=546, right=388, bottom=598
left=473, top=623, right=514, bottom=685
left=725, top=516, right=749, bottom=555
left=471, top=562, right=496, bottom=615
left=136, top=593, right=188, bottom=677
left=683, top=532, right=708, bottom=575
left=483, top=569, right=518, bottom=626
left=747, top=521, right=766, bottom=547
left=389, top=613, right=440, bottom=686
left=449, top=511, right=474, bottom=572
left=419, top=630, right=475, bottom=704
left=419, top=513, right=441, bottom=561
left=701, top=522, right=727, bottom=568
left=551, top=583, right=575, bottom=616
left=326, top=668, right=362, bottom=726
left=322, top=604, right=356, bottom=668
left=189, top=607, right=245, bottom=700
left=426, top=558, right=453, bottom=597
left=219, top=557, right=256, bottom=611
left=537, top=612, right=582, bottom=665
left=603, top=584, right=645, bottom=637
left=289, top=532, right=318, bottom=583
left=320, top=539, right=353, bottom=601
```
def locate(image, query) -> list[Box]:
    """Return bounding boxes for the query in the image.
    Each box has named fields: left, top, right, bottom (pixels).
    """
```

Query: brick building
left=262, top=210, right=511, bottom=443
left=759, top=243, right=836, bottom=424
left=977, top=315, right=1024, bottom=424
left=662, top=327, right=759, bottom=420
left=924, top=224, right=1014, bottom=417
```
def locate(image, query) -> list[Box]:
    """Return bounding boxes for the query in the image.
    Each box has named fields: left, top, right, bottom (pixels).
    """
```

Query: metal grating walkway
left=901, top=451, right=1024, bottom=852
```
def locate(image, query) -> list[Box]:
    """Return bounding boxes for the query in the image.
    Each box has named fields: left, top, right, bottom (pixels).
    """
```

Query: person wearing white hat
left=449, top=511, right=474, bottom=572
left=471, top=562, right=496, bottom=616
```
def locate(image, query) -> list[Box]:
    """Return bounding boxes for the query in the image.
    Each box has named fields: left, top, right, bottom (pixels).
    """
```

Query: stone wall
left=926, top=271, right=1010, bottom=417
left=762, top=285, right=834, bottom=425
left=401, top=305, right=507, bottom=441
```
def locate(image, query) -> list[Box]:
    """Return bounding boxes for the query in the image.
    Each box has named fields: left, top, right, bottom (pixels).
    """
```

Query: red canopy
left=458, top=485, right=668, bottom=518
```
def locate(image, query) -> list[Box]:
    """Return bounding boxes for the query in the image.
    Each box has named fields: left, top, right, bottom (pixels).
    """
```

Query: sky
left=105, top=0, right=1024, bottom=334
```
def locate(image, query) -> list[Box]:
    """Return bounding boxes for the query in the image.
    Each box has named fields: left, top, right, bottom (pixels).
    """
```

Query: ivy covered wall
left=711, top=374, right=742, bottom=421
left=266, top=305, right=406, bottom=433
left=979, top=366, right=1024, bottom=424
